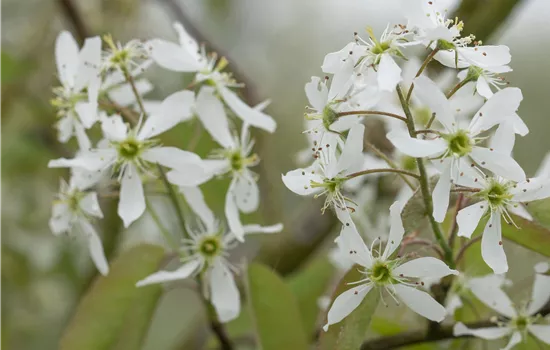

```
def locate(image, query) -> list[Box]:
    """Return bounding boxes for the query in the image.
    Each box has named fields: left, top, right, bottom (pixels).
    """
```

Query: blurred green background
left=2, top=0, right=550, bottom=349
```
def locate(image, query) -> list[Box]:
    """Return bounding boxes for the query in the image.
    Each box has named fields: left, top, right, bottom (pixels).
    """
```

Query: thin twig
left=446, top=77, right=472, bottom=99
left=364, top=140, right=416, bottom=190
left=406, top=48, right=440, bottom=103
left=346, top=168, right=421, bottom=180
left=99, top=99, right=139, bottom=125
left=336, top=110, right=407, bottom=123
left=448, top=194, right=464, bottom=249
left=415, top=129, right=440, bottom=136
left=455, top=235, right=482, bottom=264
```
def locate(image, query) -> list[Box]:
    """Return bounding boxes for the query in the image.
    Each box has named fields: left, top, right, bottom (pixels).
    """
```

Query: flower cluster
left=48, top=23, right=282, bottom=322
left=282, top=0, right=550, bottom=343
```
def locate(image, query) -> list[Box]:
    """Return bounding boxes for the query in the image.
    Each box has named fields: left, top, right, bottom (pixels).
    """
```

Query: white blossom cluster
left=47, top=23, right=282, bottom=322
left=282, top=0, right=550, bottom=345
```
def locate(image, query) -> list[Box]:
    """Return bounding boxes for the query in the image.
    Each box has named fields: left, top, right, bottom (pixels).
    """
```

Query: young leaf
left=60, top=244, right=165, bottom=350
left=318, top=265, right=380, bottom=350
left=247, top=262, right=309, bottom=350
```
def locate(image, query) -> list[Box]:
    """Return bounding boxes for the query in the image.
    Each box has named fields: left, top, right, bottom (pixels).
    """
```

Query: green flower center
left=110, top=49, right=129, bottom=65
left=371, top=41, right=391, bottom=55
left=66, top=191, right=84, bottom=212
left=117, top=138, right=142, bottom=160
left=311, top=177, right=345, bottom=193
left=369, top=261, right=393, bottom=285
left=481, top=180, right=513, bottom=207
left=512, top=316, right=529, bottom=331
left=227, top=149, right=257, bottom=172
left=198, top=236, right=222, bottom=258
left=322, top=106, right=338, bottom=130
left=445, top=130, right=472, bottom=157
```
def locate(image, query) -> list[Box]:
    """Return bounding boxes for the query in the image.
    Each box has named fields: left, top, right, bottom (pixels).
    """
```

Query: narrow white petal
left=219, top=86, right=276, bottom=133
left=457, top=201, right=488, bottom=238
left=328, top=59, right=353, bottom=100
left=195, top=86, right=234, bottom=148
left=209, top=260, right=241, bottom=323
left=48, top=150, right=116, bottom=171
left=383, top=201, right=405, bottom=259
left=481, top=213, right=508, bottom=274
left=242, top=223, right=283, bottom=235
left=100, top=114, right=128, bottom=142
left=378, top=54, right=402, bottom=92
left=459, top=45, right=511, bottom=68
left=55, top=31, right=79, bottom=87
left=74, top=36, right=102, bottom=92
left=476, top=77, right=494, bottom=99
left=323, top=284, right=373, bottom=331
left=386, top=130, right=447, bottom=158
left=470, top=147, right=525, bottom=182
left=336, top=123, right=364, bottom=175
left=413, top=76, right=456, bottom=131
left=502, top=332, right=522, bottom=350
left=470, top=274, right=516, bottom=318
left=453, top=322, right=511, bottom=340
left=305, top=76, right=328, bottom=112
left=75, top=101, right=99, bottom=129
left=507, top=203, right=533, bottom=221
left=79, top=219, right=109, bottom=275
left=469, top=88, right=523, bottom=136
left=432, top=160, right=452, bottom=223
left=489, top=123, right=516, bottom=156
left=138, top=90, right=195, bottom=139
left=337, top=217, right=373, bottom=268
left=149, top=39, right=202, bottom=72
left=108, top=79, right=154, bottom=107
left=179, top=186, right=215, bottom=232
left=528, top=325, right=550, bottom=344
left=281, top=167, right=324, bottom=196
left=446, top=294, right=463, bottom=315
left=136, top=259, right=200, bottom=287
left=118, top=164, right=146, bottom=228
left=225, top=186, right=244, bottom=241
left=73, top=121, right=92, bottom=151
left=393, top=284, right=446, bottom=322
left=393, top=257, right=458, bottom=280
left=141, top=147, right=205, bottom=173
left=56, top=116, right=75, bottom=143
left=526, top=273, right=550, bottom=315
left=49, top=203, right=72, bottom=235
left=79, top=192, right=103, bottom=218
left=166, top=168, right=213, bottom=187
left=233, top=172, right=259, bottom=214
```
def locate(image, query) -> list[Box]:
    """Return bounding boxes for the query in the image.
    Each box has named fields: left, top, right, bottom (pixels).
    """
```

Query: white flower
left=102, top=61, right=155, bottom=107
left=48, top=113, right=207, bottom=228
left=323, top=202, right=458, bottom=331
left=49, top=178, right=108, bottom=275
left=282, top=123, right=365, bottom=216
left=53, top=31, right=102, bottom=145
left=454, top=264, right=550, bottom=349
left=455, top=125, right=550, bottom=273
left=444, top=273, right=510, bottom=316
left=457, top=65, right=512, bottom=99
left=167, top=87, right=262, bottom=240
left=149, top=22, right=276, bottom=133
left=136, top=217, right=283, bottom=323
left=102, top=35, right=150, bottom=73
left=387, top=76, right=527, bottom=222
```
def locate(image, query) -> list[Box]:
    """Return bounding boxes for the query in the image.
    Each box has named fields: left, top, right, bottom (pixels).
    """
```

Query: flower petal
left=108, top=79, right=154, bottom=107
left=138, top=90, right=195, bottom=139
left=432, top=159, right=452, bottom=223
left=219, top=86, right=276, bottom=133
left=141, top=147, right=204, bottom=173
left=74, top=36, right=102, bottom=92
left=476, top=76, right=493, bottom=99
left=323, top=284, right=373, bottom=331
left=195, top=86, right=235, bottom=148
left=79, top=219, right=109, bottom=275
left=56, top=116, right=75, bottom=143
left=101, top=114, right=128, bottom=142
left=180, top=186, right=216, bottom=232
left=469, top=87, right=524, bottom=136
left=393, top=257, right=458, bottom=280
left=209, top=260, right=241, bottom=323
left=149, top=39, right=202, bottom=72
left=281, top=166, right=324, bottom=196
left=118, top=164, right=145, bottom=228
left=242, top=223, right=284, bottom=235
left=386, top=130, right=447, bottom=158
left=526, top=273, right=550, bottom=315
left=528, top=325, right=550, bottom=344
left=453, top=322, right=511, bottom=340
left=225, top=187, right=244, bottom=241
left=470, top=146, right=525, bottom=182
left=55, top=31, right=80, bottom=88
left=136, top=259, right=200, bottom=287
left=378, top=54, right=402, bottom=92
left=80, top=192, right=103, bottom=218
left=393, top=284, right=446, bottom=322
left=305, top=76, right=328, bottom=112
left=470, top=274, right=516, bottom=318
left=48, top=149, right=117, bottom=171
left=49, top=203, right=72, bottom=235
left=336, top=123, right=364, bottom=175
left=459, top=45, right=511, bottom=68
left=457, top=201, right=488, bottom=238
left=336, top=215, right=373, bottom=268
left=74, top=101, right=98, bottom=129
left=481, top=213, right=508, bottom=274
left=502, top=332, right=522, bottom=350
left=233, top=172, right=259, bottom=214
left=382, top=201, right=405, bottom=259
left=413, top=76, right=456, bottom=131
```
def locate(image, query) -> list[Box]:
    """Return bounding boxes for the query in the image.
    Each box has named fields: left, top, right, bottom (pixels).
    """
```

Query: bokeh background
left=2, top=0, right=550, bottom=349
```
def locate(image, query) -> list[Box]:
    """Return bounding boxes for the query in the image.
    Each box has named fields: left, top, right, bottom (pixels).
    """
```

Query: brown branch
left=361, top=304, right=550, bottom=350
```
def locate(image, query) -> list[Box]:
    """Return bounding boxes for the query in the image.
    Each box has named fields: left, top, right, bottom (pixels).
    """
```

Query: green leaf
left=247, top=263, right=309, bottom=350
left=60, top=244, right=166, bottom=350
left=318, top=266, right=380, bottom=350
left=527, top=198, right=550, bottom=229
left=502, top=215, right=550, bottom=257
left=287, top=257, right=335, bottom=333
